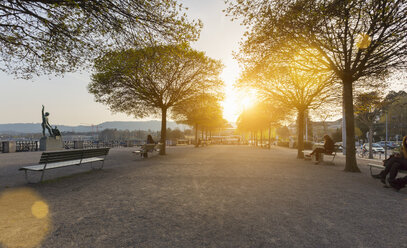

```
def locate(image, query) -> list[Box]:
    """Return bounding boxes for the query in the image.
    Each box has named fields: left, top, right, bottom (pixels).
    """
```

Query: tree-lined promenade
left=1, top=146, right=407, bottom=247
left=2, top=0, right=407, bottom=247
left=1, top=0, right=407, bottom=172
left=226, top=0, right=407, bottom=172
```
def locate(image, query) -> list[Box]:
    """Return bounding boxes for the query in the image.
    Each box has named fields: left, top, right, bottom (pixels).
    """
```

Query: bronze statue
left=41, top=105, right=54, bottom=137
left=52, top=126, right=61, bottom=137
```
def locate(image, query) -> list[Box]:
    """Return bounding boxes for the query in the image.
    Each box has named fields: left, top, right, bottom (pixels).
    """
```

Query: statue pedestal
left=40, top=136, right=63, bottom=151
left=2, top=141, right=16, bottom=153
left=74, top=141, right=84, bottom=149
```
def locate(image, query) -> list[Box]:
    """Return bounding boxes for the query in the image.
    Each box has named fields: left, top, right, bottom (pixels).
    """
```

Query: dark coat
left=324, top=138, right=335, bottom=153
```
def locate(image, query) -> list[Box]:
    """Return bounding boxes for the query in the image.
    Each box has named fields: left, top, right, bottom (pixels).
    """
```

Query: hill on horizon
left=0, top=121, right=189, bottom=134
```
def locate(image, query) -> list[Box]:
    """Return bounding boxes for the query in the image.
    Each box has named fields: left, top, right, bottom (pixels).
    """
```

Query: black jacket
left=324, top=138, right=335, bottom=153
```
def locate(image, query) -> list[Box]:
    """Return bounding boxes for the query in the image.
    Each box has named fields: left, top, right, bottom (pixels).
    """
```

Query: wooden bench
left=133, top=143, right=160, bottom=158
left=368, top=163, right=407, bottom=187
left=19, top=148, right=110, bottom=183
left=304, top=145, right=339, bottom=164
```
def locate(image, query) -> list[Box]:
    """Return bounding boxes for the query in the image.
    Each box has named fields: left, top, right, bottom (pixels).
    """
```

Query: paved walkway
left=1, top=146, right=406, bottom=248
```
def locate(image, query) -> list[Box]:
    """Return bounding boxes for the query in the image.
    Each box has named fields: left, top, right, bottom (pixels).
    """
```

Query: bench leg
left=92, top=160, right=105, bottom=170
left=40, top=170, right=46, bottom=182
left=24, top=170, right=42, bottom=184
left=100, top=155, right=107, bottom=169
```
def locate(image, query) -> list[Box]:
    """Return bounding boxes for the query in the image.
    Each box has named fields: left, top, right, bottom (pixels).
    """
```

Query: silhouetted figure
left=307, top=135, right=334, bottom=164
left=41, top=105, right=53, bottom=137
left=372, top=136, right=407, bottom=189
left=147, top=135, right=155, bottom=144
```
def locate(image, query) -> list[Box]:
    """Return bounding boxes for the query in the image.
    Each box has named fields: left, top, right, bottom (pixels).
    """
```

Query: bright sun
left=220, top=63, right=257, bottom=123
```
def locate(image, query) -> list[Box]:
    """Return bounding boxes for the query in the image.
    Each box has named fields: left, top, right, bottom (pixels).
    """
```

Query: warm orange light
left=356, top=33, right=371, bottom=49
left=221, top=88, right=257, bottom=122
left=0, top=188, right=51, bottom=248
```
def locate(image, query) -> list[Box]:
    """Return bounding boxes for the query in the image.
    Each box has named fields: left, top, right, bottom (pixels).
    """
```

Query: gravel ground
left=1, top=145, right=407, bottom=248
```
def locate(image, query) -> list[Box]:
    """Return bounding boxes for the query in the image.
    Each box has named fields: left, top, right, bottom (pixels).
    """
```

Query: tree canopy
left=238, top=54, right=336, bottom=157
left=1, top=0, right=201, bottom=78
left=172, top=93, right=226, bottom=145
left=89, top=44, right=223, bottom=154
left=226, top=0, right=407, bottom=171
left=354, top=91, right=388, bottom=158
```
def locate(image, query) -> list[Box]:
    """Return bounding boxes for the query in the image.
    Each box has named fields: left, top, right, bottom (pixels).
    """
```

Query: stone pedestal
left=2, top=141, right=16, bottom=153
left=74, top=140, right=84, bottom=149
left=40, top=136, right=64, bottom=151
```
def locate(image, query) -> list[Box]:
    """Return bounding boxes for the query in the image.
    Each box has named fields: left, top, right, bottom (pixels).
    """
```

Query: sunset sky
left=0, top=0, right=247, bottom=126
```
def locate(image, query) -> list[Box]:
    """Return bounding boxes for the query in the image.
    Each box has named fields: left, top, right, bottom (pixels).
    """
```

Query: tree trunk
left=268, top=124, right=271, bottom=150
left=260, top=130, right=263, bottom=148
left=160, top=107, right=167, bottom=155
left=297, top=109, right=305, bottom=159
left=195, top=124, right=199, bottom=147
left=343, top=80, right=360, bottom=172
left=368, top=125, right=374, bottom=159
left=255, top=131, right=258, bottom=147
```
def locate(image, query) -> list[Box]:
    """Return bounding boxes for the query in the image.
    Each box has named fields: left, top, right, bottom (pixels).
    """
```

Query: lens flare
left=0, top=188, right=51, bottom=248
left=32, top=201, right=49, bottom=219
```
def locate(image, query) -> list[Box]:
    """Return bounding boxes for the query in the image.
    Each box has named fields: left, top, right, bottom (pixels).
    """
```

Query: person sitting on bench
left=306, top=135, right=334, bottom=164
left=147, top=134, right=155, bottom=144
left=372, top=136, right=407, bottom=187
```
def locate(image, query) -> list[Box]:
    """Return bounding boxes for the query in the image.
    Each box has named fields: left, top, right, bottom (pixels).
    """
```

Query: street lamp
left=385, top=110, right=388, bottom=159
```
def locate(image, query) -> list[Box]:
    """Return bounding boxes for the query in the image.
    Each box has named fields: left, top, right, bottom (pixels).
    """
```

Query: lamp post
left=385, top=111, right=388, bottom=159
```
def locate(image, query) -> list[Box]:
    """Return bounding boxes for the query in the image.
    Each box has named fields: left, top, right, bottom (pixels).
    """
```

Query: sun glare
left=220, top=61, right=259, bottom=124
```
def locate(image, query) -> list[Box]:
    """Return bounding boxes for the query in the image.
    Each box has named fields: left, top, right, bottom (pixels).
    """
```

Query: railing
left=16, top=141, right=39, bottom=152
left=1, top=139, right=148, bottom=153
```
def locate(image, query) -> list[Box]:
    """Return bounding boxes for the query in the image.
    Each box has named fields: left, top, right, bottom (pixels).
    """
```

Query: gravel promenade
left=1, top=145, right=407, bottom=248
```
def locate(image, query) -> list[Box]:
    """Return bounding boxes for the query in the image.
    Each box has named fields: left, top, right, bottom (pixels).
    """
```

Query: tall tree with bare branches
left=89, top=44, right=223, bottom=155
left=226, top=0, right=407, bottom=171
left=0, top=0, right=201, bottom=78
left=238, top=60, right=336, bottom=158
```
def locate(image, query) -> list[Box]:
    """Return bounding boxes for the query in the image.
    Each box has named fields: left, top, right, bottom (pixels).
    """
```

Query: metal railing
left=1, top=139, right=150, bottom=153
left=16, top=141, right=39, bottom=152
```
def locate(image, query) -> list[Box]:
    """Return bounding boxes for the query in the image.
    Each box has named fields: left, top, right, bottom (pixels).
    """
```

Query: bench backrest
left=39, top=148, right=110, bottom=164
left=82, top=148, right=110, bottom=159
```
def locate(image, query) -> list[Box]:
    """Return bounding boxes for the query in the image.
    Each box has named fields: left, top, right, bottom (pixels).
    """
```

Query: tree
left=277, top=126, right=290, bottom=140
left=172, top=93, right=226, bottom=146
left=89, top=44, right=223, bottom=155
left=226, top=0, right=407, bottom=171
left=376, top=90, right=407, bottom=139
left=238, top=61, right=335, bottom=158
left=237, top=101, right=287, bottom=147
left=0, top=0, right=201, bottom=78
left=354, top=91, right=387, bottom=158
